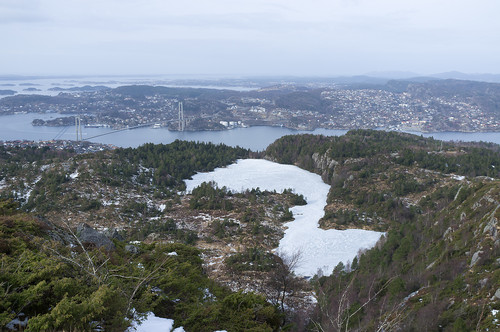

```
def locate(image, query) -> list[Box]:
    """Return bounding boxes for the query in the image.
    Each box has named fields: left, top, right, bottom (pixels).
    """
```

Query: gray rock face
left=495, top=288, right=500, bottom=299
left=76, top=223, right=115, bottom=250
left=443, top=227, right=453, bottom=242
left=103, top=228, right=125, bottom=242
left=470, top=250, right=483, bottom=267
left=483, top=216, right=498, bottom=239
left=312, top=152, right=339, bottom=170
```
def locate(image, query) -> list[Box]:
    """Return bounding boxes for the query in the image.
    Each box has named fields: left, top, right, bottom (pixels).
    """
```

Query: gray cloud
left=0, top=0, right=47, bottom=24
left=1, top=0, right=499, bottom=76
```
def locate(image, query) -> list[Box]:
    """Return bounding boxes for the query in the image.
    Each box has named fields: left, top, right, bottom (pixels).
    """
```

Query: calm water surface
left=1, top=113, right=500, bottom=151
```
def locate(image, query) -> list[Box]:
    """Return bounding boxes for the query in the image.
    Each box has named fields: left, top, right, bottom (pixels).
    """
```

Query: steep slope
left=264, top=130, right=500, bottom=331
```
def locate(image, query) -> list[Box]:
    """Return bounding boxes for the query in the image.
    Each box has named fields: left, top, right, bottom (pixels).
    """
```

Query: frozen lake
left=185, top=159, right=383, bottom=277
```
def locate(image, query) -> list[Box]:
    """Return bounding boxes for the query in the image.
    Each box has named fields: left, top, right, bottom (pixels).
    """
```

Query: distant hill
left=431, top=71, right=500, bottom=83
left=364, top=71, right=421, bottom=79
left=48, top=85, right=110, bottom=92
left=0, top=89, right=16, bottom=96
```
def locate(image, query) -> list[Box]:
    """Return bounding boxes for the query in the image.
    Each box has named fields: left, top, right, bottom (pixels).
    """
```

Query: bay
left=1, top=113, right=500, bottom=151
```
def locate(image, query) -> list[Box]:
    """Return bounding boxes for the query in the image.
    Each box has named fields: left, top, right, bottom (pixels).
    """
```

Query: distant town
left=1, top=77, right=499, bottom=133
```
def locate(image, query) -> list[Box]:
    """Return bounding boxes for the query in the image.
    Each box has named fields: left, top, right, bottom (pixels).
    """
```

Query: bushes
left=27, top=285, right=128, bottom=332
left=0, top=203, right=281, bottom=331
left=182, top=291, right=281, bottom=332
left=282, top=189, right=307, bottom=206
left=211, top=219, right=240, bottom=239
left=225, top=247, right=276, bottom=272
left=189, top=181, right=233, bottom=211
left=131, top=218, right=199, bottom=244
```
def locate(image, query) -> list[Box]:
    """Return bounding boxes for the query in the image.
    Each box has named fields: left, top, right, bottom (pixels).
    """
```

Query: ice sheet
left=185, top=159, right=383, bottom=277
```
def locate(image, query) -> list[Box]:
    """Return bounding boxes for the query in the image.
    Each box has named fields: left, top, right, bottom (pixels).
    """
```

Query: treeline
left=0, top=145, right=75, bottom=183
left=189, top=181, right=234, bottom=210
left=265, top=130, right=438, bottom=173
left=114, top=140, right=250, bottom=189
left=396, top=146, right=500, bottom=178
left=265, top=129, right=500, bottom=179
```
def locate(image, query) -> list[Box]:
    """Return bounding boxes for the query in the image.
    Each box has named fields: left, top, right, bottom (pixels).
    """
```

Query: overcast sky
left=1, top=0, right=499, bottom=77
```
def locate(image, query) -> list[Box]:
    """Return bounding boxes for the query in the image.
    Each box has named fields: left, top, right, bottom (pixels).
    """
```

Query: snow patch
left=127, top=312, right=184, bottom=332
left=70, top=171, right=79, bottom=179
left=5, top=314, right=28, bottom=331
left=451, top=174, right=465, bottom=181
left=185, top=159, right=383, bottom=277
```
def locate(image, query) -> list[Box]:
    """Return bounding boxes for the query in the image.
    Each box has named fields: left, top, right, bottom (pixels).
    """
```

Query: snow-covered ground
left=127, top=312, right=184, bottom=332
left=127, top=312, right=228, bottom=332
left=185, top=159, right=383, bottom=277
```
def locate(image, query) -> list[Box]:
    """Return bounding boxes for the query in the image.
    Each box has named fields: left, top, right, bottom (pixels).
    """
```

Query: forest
left=266, top=130, right=500, bottom=331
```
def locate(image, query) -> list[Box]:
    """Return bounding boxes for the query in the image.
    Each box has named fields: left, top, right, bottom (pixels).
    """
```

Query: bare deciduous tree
left=312, top=273, right=401, bottom=332
left=268, top=249, right=303, bottom=324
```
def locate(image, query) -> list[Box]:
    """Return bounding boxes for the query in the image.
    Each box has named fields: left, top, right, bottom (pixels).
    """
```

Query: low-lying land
left=2, top=78, right=500, bottom=132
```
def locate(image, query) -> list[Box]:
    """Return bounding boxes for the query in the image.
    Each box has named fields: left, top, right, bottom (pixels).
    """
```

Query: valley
left=0, top=130, right=499, bottom=331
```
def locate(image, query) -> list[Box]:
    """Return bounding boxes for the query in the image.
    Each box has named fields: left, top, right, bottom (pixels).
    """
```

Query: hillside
left=265, top=130, right=500, bottom=331
left=0, top=131, right=499, bottom=331
left=0, top=140, right=312, bottom=330
left=0, top=200, right=282, bottom=331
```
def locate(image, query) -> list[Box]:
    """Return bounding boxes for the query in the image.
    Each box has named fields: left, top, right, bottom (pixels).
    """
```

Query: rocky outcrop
left=312, top=152, right=338, bottom=181
left=470, top=250, right=483, bottom=267
left=76, top=223, right=115, bottom=250
left=494, top=288, right=500, bottom=300
left=103, top=228, right=125, bottom=242
left=312, top=152, right=338, bottom=171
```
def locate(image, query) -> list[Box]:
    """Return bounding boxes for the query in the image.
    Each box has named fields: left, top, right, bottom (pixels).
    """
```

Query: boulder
left=469, top=250, right=483, bottom=268
left=103, top=228, right=125, bottom=242
left=76, top=223, right=115, bottom=250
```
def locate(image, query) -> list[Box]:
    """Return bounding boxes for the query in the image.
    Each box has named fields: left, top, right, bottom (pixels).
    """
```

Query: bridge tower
left=75, top=116, right=82, bottom=141
left=178, top=102, right=185, bottom=131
